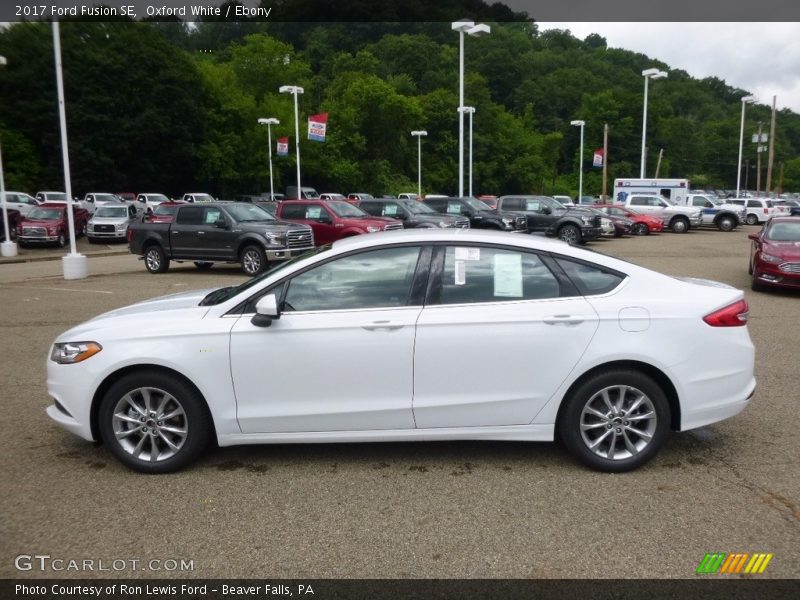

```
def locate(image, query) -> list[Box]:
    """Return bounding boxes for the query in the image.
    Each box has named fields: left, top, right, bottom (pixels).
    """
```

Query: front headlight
left=501, top=217, right=513, bottom=226
left=87, top=221, right=94, bottom=231
left=438, top=221, right=449, bottom=228
left=761, top=253, right=783, bottom=265
left=366, top=226, right=381, bottom=233
left=264, top=232, right=285, bottom=244
left=581, top=216, right=593, bottom=226
left=50, top=342, right=102, bottom=364
left=115, top=223, right=127, bottom=231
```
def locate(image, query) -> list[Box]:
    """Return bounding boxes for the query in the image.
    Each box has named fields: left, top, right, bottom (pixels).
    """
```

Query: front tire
left=558, top=223, right=582, bottom=245
left=717, top=215, right=736, bottom=232
left=98, top=372, right=212, bottom=473
left=240, top=245, right=267, bottom=276
left=557, top=369, right=671, bottom=472
left=670, top=217, right=689, bottom=233
left=57, top=231, right=66, bottom=247
left=144, top=245, right=170, bottom=274
left=633, top=222, right=649, bottom=236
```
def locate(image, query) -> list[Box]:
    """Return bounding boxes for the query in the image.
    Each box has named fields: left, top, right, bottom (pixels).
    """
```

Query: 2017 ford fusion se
left=46, top=230, right=756, bottom=473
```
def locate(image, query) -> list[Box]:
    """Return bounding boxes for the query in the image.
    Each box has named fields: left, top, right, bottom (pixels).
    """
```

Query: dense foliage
left=1, top=14, right=798, bottom=198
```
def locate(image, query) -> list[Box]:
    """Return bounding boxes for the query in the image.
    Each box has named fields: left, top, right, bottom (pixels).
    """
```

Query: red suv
left=276, top=200, right=402, bottom=245
left=749, top=216, right=800, bottom=291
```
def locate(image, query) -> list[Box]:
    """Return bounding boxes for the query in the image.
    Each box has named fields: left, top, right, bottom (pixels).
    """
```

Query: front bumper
left=689, top=215, right=703, bottom=226
left=18, top=235, right=59, bottom=243
left=266, top=245, right=315, bottom=261
left=753, top=264, right=800, bottom=289
left=88, top=230, right=127, bottom=239
left=580, top=226, right=603, bottom=241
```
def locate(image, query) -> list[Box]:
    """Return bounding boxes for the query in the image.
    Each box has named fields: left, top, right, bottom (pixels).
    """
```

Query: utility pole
left=654, top=148, right=664, bottom=178
left=766, top=96, right=777, bottom=193
left=756, top=122, right=764, bottom=195
left=602, top=123, right=608, bottom=201
left=778, top=162, right=784, bottom=194
left=744, top=158, right=750, bottom=192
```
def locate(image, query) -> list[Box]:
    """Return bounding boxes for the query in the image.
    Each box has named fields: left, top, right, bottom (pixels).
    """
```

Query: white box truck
left=613, top=178, right=690, bottom=206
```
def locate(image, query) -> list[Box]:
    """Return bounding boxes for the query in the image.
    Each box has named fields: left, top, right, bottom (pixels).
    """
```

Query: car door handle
left=362, top=320, right=404, bottom=331
left=543, top=315, right=585, bottom=325
left=197, top=231, right=205, bottom=235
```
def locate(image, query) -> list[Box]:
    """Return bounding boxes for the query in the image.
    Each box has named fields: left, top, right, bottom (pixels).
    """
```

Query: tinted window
left=424, top=199, right=445, bottom=211
left=556, top=257, right=625, bottom=296
left=500, top=198, right=523, bottom=211
left=282, top=247, right=421, bottom=311
left=438, top=246, right=560, bottom=305
left=280, top=204, right=309, bottom=219
left=359, top=202, right=381, bottom=216
left=176, top=206, right=204, bottom=225
left=630, top=197, right=647, bottom=206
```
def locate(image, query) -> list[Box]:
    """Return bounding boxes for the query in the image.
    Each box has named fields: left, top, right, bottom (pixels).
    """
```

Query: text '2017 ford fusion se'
left=46, top=229, right=756, bottom=473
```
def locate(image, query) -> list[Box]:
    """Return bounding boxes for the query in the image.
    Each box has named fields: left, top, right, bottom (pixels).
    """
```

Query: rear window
left=555, top=257, right=625, bottom=296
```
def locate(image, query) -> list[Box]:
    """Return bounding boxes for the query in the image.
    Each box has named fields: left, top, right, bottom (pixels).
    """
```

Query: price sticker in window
left=454, top=260, right=466, bottom=285
left=455, top=247, right=480, bottom=261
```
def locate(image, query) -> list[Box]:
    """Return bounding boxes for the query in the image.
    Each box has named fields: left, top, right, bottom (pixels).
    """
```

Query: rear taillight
left=764, top=207, right=769, bottom=214
left=127, top=229, right=134, bottom=243
left=703, top=299, right=749, bottom=327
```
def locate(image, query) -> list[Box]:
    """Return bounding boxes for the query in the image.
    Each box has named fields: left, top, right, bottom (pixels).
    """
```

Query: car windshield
left=94, top=194, right=118, bottom=203
left=707, top=197, right=723, bottom=206
left=45, top=193, right=67, bottom=201
left=766, top=222, right=800, bottom=241
left=95, top=206, right=129, bottom=218
left=193, top=194, right=215, bottom=202
left=401, top=200, right=436, bottom=214
left=154, top=204, right=179, bottom=216
left=464, top=198, right=492, bottom=211
left=329, top=201, right=368, bottom=217
left=28, top=208, right=62, bottom=219
left=199, top=245, right=332, bottom=306
left=147, top=194, right=169, bottom=203
left=225, top=204, right=275, bottom=222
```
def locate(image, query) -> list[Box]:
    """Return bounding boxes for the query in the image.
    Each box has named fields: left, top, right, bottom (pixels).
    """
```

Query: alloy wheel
left=579, top=385, right=657, bottom=460
left=112, top=387, right=188, bottom=463
left=145, top=248, right=161, bottom=271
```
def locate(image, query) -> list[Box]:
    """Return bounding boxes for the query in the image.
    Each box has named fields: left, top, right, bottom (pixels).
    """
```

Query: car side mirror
left=215, top=218, right=229, bottom=229
left=748, top=233, right=760, bottom=242
left=252, top=294, right=280, bottom=328
left=542, top=206, right=552, bottom=215
left=317, top=214, right=332, bottom=224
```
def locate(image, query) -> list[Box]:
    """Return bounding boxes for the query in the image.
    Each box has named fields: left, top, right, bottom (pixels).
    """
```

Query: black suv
left=357, top=198, right=470, bottom=229
left=422, top=197, right=527, bottom=232
left=495, top=195, right=602, bottom=244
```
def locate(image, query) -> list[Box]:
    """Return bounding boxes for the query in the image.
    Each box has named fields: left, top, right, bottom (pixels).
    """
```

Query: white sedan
left=46, top=230, right=756, bottom=473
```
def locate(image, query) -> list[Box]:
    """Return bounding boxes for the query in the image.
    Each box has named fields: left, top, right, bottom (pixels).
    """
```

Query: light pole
left=640, top=68, right=667, bottom=178
left=53, top=22, right=87, bottom=279
left=411, top=130, right=427, bottom=199
left=0, top=55, right=15, bottom=258
left=736, top=95, right=756, bottom=199
left=570, top=120, right=585, bottom=203
left=459, top=106, right=476, bottom=197
left=258, top=117, right=280, bottom=201
left=279, top=85, right=303, bottom=196
left=452, top=19, right=490, bottom=197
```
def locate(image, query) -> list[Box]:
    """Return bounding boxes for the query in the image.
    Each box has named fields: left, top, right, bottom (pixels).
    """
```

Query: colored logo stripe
left=697, top=552, right=773, bottom=574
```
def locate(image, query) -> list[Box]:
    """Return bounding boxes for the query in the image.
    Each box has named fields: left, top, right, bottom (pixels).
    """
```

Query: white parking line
left=2, top=285, right=114, bottom=294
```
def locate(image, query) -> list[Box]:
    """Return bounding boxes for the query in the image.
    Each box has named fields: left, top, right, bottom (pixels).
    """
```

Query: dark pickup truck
left=495, top=195, right=602, bottom=244
left=357, top=198, right=470, bottom=229
left=128, top=202, right=314, bottom=276
left=421, top=196, right=528, bottom=232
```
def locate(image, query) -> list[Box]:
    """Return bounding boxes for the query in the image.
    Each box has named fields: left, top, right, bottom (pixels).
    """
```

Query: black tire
left=79, top=222, right=88, bottom=237
left=669, top=217, right=689, bottom=233
left=751, top=271, right=765, bottom=291
left=717, top=215, right=736, bottom=232
left=57, top=231, right=67, bottom=247
left=633, top=222, right=650, bottom=236
left=240, top=244, right=267, bottom=276
left=557, top=369, right=671, bottom=472
left=194, top=261, right=213, bottom=270
left=745, top=214, right=759, bottom=226
left=558, top=223, right=582, bottom=245
left=88, top=237, right=98, bottom=244
left=144, top=244, right=170, bottom=274
left=98, top=371, right=212, bottom=473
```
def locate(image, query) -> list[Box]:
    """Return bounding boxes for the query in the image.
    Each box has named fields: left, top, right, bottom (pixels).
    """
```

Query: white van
left=613, top=178, right=690, bottom=206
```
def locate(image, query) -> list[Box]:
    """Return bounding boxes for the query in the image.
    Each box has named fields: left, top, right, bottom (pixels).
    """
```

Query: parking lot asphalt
left=0, top=227, right=798, bottom=579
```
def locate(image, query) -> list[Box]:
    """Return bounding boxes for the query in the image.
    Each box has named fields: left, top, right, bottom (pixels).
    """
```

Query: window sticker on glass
left=306, top=206, right=323, bottom=219
left=455, top=247, right=480, bottom=261
left=493, top=253, right=523, bottom=297
left=383, top=204, right=398, bottom=216
left=454, top=260, right=466, bottom=285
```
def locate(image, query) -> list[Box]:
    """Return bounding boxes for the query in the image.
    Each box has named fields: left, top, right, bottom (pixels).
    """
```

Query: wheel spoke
left=124, top=394, right=146, bottom=417
left=160, top=407, right=185, bottom=421
left=581, top=422, right=607, bottom=431
left=114, top=412, right=141, bottom=425
left=627, top=411, right=655, bottom=422
left=149, top=436, right=158, bottom=462
left=601, top=390, right=614, bottom=413
left=115, top=426, right=143, bottom=439
left=155, top=394, right=170, bottom=419
left=606, top=431, right=618, bottom=458
left=583, top=406, right=608, bottom=420
left=157, top=430, right=180, bottom=451
left=589, top=429, right=612, bottom=450
left=132, top=434, right=148, bottom=457
left=160, top=425, right=187, bottom=438
left=141, top=389, right=152, bottom=413
left=625, top=425, right=652, bottom=441
left=622, top=430, right=639, bottom=455
left=626, top=394, right=646, bottom=415
left=615, top=386, right=626, bottom=411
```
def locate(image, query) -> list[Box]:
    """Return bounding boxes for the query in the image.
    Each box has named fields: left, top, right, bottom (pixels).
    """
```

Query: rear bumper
left=680, top=377, right=756, bottom=431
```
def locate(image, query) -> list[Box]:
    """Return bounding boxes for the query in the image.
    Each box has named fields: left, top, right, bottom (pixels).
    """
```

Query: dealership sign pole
left=258, top=118, right=279, bottom=201
left=53, top=21, right=87, bottom=279
left=0, top=55, right=18, bottom=257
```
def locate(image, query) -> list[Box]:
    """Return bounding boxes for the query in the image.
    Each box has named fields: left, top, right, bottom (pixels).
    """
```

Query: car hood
left=90, top=216, right=129, bottom=224
left=763, top=241, right=800, bottom=259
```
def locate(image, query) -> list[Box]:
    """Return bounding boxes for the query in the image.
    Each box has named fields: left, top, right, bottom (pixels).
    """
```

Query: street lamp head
left=0, top=56, right=6, bottom=66
left=741, top=95, right=757, bottom=104
left=411, top=130, right=428, bottom=137
left=279, top=85, right=304, bottom=94
left=641, top=68, right=661, bottom=77
left=570, top=120, right=585, bottom=127
left=468, top=23, right=491, bottom=37
left=652, top=70, right=668, bottom=80
left=458, top=106, right=476, bottom=114
left=452, top=19, right=475, bottom=32
left=258, top=118, right=280, bottom=125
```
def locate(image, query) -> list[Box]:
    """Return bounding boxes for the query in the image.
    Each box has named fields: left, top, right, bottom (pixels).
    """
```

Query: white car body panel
left=46, top=229, right=756, bottom=452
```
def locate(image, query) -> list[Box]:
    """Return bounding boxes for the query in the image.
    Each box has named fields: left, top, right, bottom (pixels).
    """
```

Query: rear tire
left=746, top=214, right=758, bottom=225
left=717, top=215, right=736, bottom=232
left=98, top=371, right=212, bottom=473
left=633, top=222, right=649, bottom=236
left=144, top=245, right=170, bottom=274
left=557, top=369, right=671, bottom=472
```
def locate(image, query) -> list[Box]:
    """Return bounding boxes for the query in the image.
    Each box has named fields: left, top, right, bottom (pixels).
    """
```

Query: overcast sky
left=538, top=23, right=800, bottom=114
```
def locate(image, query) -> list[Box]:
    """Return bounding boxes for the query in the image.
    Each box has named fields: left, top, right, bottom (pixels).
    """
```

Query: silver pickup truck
left=620, top=193, right=702, bottom=233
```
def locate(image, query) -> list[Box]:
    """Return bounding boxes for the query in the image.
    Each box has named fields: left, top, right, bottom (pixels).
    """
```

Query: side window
left=525, top=199, right=542, bottom=212
left=203, top=207, right=223, bottom=224
left=630, top=197, right=646, bottom=206
left=425, top=199, right=443, bottom=212
left=438, top=246, right=560, bottom=305
left=359, top=202, right=380, bottom=217
left=446, top=201, right=463, bottom=215
left=176, top=206, right=204, bottom=225
left=746, top=200, right=758, bottom=208
left=501, top=198, right=523, bottom=211
left=382, top=203, right=400, bottom=217
left=555, top=257, right=625, bottom=296
left=305, top=206, right=330, bottom=221
left=280, top=204, right=307, bottom=219
left=282, top=247, right=421, bottom=311
left=650, top=197, right=664, bottom=207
